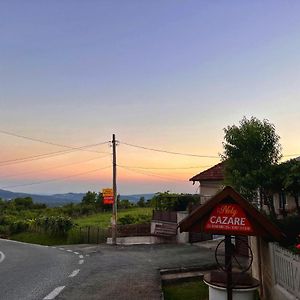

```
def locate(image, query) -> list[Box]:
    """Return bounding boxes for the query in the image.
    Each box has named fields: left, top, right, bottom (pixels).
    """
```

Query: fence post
left=97, top=227, right=99, bottom=244
left=269, top=243, right=276, bottom=286
left=88, top=226, right=90, bottom=243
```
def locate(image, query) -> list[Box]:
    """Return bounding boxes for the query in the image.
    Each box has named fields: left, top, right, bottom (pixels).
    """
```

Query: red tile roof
left=189, top=162, right=224, bottom=182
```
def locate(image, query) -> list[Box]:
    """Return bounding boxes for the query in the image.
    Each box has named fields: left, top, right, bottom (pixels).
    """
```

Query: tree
left=284, top=159, right=300, bottom=216
left=150, top=192, right=199, bottom=211
left=81, top=191, right=97, bottom=205
left=137, top=196, right=146, bottom=207
left=222, top=117, right=282, bottom=202
left=260, top=163, right=287, bottom=218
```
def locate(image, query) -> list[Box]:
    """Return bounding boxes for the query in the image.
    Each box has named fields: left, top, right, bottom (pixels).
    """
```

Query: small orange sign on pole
left=102, top=188, right=114, bottom=205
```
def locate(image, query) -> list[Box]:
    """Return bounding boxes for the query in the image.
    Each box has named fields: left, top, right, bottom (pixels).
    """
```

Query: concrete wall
left=249, top=236, right=276, bottom=300
left=199, top=181, right=223, bottom=203
left=176, top=211, right=189, bottom=244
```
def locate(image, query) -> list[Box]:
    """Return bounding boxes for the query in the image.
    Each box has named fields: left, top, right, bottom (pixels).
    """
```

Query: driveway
left=56, top=243, right=216, bottom=300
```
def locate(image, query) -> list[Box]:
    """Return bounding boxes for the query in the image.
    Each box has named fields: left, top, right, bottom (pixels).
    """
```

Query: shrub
left=275, top=215, right=300, bottom=246
left=118, top=213, right=151, bottom=225
left=0, top=225, right=10, bottom=237
left=119, top=214, right=136, bottom=225
left=34, top=216, right=74, bottom=235
left=10, top=220, right=29, bottom=234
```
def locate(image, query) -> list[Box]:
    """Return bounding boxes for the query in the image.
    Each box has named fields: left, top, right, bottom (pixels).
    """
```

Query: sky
left=0, top=1, right=300, bottom=195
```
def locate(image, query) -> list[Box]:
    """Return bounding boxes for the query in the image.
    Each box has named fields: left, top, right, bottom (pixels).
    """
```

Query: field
left=74, top=207, right=152, bottom=228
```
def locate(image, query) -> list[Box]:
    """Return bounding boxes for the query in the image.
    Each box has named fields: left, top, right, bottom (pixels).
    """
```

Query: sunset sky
left=1, top=1, right=300, bottom=195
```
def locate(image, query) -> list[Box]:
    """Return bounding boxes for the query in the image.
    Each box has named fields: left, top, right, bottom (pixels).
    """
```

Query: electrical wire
left=0, top=144, right=111, bottom=167
left=1, top=166, right=111, bottom=189
left=0, top=154, right=111, bottom=179
left=120, top=141, right=220, bottom=158
left=117, top=164, right=213, bottom=170
left=0, top=129, right=109, bottom=154
left=118, top=165, right=187, bottom=183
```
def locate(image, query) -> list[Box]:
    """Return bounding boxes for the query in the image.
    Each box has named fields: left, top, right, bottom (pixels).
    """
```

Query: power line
left=0, top=144, right=111, bottom=167
left=120, top=141, right=220, bottom=158
left=0, top=154, right=111, bottom=179
left=119, top=165, right=187, bottom=183
left=1, top=166, right=111, bottom=189
left=117, top=164, right=213, bottom=170
left=0, top=129, right=109, bottom=154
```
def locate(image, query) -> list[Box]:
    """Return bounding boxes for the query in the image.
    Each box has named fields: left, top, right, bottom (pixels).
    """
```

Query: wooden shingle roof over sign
left=179, top=186, right=284, bottom=240
left=189, top=162, right=224, bottom=182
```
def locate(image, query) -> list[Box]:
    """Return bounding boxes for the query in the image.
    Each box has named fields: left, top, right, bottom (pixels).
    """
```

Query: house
left=189, top=162, right=225, bottom=204
left=190, top=158, right=300, bottom=215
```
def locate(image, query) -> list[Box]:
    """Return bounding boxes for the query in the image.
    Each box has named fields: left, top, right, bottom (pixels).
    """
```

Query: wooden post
left=112, top=134, right=117, bottom=245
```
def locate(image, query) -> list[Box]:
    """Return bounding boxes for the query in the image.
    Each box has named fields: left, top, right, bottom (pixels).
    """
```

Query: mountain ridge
left=0, top=189, right=154, bottom=206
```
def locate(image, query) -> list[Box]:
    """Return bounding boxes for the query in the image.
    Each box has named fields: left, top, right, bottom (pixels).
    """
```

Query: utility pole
left=112, top=134, right=117, bottom=245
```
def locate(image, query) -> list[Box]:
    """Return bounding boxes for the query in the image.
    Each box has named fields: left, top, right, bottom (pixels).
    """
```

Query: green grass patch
left=163, top=280, right=209, bottom=300
left=10, top=232, right=68, bottom=246
left=163, top=280, right=260, bottom=300
left=74, top=207, right=152, bottom=227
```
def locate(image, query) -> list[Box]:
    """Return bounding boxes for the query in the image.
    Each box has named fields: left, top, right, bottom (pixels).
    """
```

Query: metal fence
left=270, top=243, right=300, bottom=298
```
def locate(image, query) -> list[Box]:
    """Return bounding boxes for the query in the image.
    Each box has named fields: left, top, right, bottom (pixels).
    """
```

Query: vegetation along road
left=0, top=239, right=86, bottom=300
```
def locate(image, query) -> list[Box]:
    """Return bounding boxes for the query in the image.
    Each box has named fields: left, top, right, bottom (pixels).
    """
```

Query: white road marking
left=68, top=269, right=80, bottom=277
left=66, top=249, right=72, bottom=252
left=59, top=248, right=64, bottom=251
left=86, top=254, right=90, bottom=257
left=43, top=286, right=65, bottom=299
left=78, top=259, right=84, bottom=265
left=79, top=255, right=84, bottom=259
left=74, top=252, right=79, bottom=255
left=0, top=251, right=5, bottom=263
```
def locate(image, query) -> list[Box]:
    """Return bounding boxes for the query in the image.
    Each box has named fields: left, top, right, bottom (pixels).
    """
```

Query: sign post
left=179, top=186, right=284, bottom=300
left=102, top=188, right=114, bottom=205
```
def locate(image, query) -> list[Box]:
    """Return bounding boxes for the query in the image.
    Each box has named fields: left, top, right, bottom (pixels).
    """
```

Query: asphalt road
left=0, top=240, right=216, bottom=300
left=0, top=239, right=83, bottom=300
left=56, top=243, right=216, bottom=300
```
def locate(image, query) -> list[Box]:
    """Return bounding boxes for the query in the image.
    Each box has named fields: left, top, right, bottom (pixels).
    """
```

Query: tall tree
left=284, top=159, right=300, bottom=216
left=81, top=191, right=97, bottom=205
left=222, top=117, right=282, bottom=202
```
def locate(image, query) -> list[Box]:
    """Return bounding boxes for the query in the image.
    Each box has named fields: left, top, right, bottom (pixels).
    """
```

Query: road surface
left=0, top=240, right=216, bottom=300
left=0, top=239, right=84, bottom=300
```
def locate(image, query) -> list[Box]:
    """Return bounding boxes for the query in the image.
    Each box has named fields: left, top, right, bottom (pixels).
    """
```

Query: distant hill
left=0, top=189, right=84, bottom=207
left=0, top=189, right=154, bottom=207
left=119, top=194, right=154, bottom=203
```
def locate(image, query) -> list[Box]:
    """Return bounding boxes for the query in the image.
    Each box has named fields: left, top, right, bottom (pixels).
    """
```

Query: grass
left=9, top=207, right=153, bottom=245
left=74, top=207, right=152, bottom=227
left=163, top=280, right=209, bottom=300
left=10, top=232, right=69, bottom=246
left=163, top=280, right=261, bottom=300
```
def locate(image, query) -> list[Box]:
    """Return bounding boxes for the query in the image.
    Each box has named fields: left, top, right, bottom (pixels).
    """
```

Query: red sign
left=103, top=196, right=114, bottom=205
left=204, top=203, right=254, bottom=234
left=102, top=188, right=114, bottom=205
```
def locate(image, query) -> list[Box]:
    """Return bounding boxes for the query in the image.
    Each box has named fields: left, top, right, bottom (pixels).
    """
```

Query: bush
left=119, top=214, right=136, bottom=225
left=275, top=215, right=300, bottom=246
left=118, top=213, right=151, bottom=225
left=0, top=225, right=10, bottom=237
left=34, top=216, right=74, bottom=235
left=10, top=220, right=29, bottom=234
